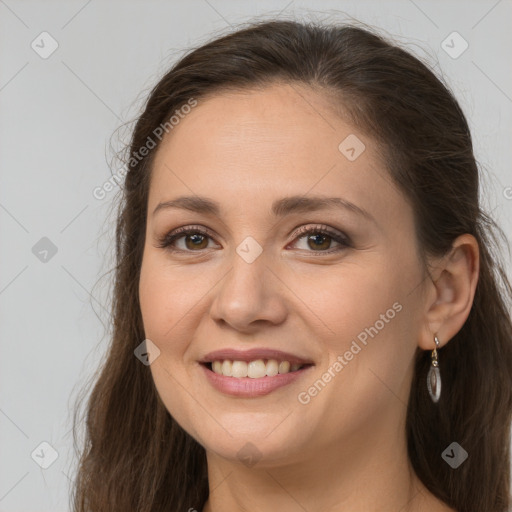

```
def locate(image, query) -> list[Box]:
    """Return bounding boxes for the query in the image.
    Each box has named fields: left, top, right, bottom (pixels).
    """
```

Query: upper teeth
left=211, top=359, right=304, bottom=378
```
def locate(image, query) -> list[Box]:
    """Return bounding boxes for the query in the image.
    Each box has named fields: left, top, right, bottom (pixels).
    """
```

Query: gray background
left=1, top=1, right=511, bottom=510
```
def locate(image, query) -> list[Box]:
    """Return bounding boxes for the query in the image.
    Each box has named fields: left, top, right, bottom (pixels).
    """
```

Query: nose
left=209, top=249, right=288, bottom=333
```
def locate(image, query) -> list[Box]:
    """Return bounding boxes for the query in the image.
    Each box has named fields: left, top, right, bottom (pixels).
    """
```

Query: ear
left=418, top=234, right=480, bottom=351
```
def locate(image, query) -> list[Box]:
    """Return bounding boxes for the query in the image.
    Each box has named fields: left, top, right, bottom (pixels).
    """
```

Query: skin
left=138, top=82, right=479, bottom=512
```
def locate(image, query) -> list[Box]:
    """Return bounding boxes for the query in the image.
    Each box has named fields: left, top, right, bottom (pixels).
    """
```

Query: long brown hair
left=70, top=19, right=512, bottom=512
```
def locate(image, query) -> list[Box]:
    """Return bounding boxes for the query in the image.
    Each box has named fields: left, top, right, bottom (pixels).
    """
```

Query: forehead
left=149, top=83, right=405, bottom=223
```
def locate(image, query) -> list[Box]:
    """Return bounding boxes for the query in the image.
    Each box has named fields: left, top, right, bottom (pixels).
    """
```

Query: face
left=139, top=83, right=426, bottom=467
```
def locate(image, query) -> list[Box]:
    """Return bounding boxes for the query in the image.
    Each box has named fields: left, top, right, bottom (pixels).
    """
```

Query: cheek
left=138, top=254, right=207, bottom=342
left=298, top=262, right=415, bottom=412
left=138, top=259, right=192, bottom=385
left=297, top=261, right=402, bottom=341
left=138, top=256, right=207, bottom=437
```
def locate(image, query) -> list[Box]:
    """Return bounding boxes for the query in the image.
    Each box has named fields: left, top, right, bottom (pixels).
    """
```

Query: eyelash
left=155, top=224, right=351, bottom=255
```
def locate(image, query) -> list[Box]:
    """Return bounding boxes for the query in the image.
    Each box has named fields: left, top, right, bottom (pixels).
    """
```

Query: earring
left=427, top=334, right=441, bottom=403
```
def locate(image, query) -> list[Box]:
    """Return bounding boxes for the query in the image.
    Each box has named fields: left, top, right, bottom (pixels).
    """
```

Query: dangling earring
left=427, top=334, right=441, bottom=403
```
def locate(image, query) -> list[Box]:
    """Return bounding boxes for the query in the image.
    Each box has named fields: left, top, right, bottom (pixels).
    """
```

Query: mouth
left=199, top=359, right=315, bottom=398
left=201, top=359, right=314, bottom=378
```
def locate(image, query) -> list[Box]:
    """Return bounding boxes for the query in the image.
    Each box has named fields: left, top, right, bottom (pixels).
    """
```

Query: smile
left=200, top=360, right=314, bottom=397
left=210, top=358, right=308, bottom=378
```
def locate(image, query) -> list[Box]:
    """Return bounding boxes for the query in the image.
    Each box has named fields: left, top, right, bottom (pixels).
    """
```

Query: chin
left=195, top=420, right=311, bottom=468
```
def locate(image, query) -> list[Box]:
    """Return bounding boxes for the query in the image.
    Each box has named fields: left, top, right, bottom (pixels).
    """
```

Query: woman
left=71, top=19, right=512, bottom=512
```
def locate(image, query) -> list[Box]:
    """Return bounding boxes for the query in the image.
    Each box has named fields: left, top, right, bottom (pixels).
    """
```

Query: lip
left=200, top=362, right=314, bottom=397
left=199, top=347, right=314, bottom=365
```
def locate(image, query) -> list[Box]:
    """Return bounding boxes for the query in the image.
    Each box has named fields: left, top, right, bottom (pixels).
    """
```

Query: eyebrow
left=152, top=195, right=375, bottom=223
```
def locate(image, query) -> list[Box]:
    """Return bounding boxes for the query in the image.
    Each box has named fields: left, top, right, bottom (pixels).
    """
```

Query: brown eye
left=290, top=225, right=350, bottom=253
left=156, top=226, right=218, bottom=252
left=305, top=233, right=332, bottom=251
left=183, top=233, right=209, bottom=250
